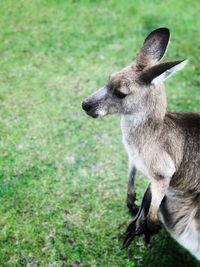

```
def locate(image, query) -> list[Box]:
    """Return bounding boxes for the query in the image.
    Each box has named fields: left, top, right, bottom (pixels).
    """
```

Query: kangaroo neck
left=121, top=84, right=167, bottom=134
left=121, top=114, right=158, bottom=137
left=121, top=108, right=165, bottom=133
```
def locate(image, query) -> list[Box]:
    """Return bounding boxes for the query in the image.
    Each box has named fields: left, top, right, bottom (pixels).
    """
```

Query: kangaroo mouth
left=86, top=110, right=99, bottom=118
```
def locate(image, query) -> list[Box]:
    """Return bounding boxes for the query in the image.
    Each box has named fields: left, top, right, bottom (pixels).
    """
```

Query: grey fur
left=82, top=28, right=200, bottom=259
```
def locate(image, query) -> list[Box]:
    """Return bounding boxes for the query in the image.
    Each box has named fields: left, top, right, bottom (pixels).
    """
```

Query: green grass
left=0, top=0, right=200, bottom=266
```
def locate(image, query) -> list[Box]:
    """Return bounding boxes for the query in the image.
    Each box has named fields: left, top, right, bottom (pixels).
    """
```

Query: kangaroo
left=82, top=28, right=200, bottom=259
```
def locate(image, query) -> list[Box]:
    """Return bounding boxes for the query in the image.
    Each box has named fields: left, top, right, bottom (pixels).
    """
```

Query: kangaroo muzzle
left=82, top=100, right=99, bottom=118
left=82, top=87, right=108, bottom=118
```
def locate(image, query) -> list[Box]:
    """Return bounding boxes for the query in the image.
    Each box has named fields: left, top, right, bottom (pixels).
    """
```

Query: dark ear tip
left=149, top=27, right=170, bottom=38
left=156, top=27, right=170, bottom=33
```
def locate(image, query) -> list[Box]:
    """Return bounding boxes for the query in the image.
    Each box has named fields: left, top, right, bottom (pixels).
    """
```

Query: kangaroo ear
left=137, top=28, right=170, bottom=67
left=140, top=60, right=188, bottom=85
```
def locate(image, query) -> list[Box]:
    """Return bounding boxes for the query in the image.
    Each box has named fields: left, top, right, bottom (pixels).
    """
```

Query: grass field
left=0, top=0, right=200, bottom=266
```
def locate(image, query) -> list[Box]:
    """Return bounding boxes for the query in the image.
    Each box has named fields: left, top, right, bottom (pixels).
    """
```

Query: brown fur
left=82, top=28, right=200, bottom=258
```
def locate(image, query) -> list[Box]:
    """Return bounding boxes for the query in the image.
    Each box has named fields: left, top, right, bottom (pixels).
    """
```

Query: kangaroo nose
left=82, top=101, right=92, bottom=112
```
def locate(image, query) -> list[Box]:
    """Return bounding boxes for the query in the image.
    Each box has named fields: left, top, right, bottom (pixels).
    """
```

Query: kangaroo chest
left=121, top=116, right=177, bottom=181
left=121, top=117, right=148, bottom=175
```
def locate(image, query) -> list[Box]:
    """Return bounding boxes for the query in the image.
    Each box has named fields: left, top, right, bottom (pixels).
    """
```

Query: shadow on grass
left=141, top=230, right=200, bottom=267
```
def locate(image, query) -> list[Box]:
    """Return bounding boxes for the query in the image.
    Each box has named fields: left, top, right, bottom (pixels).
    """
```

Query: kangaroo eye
left=113, top=90, right=127, bottom=99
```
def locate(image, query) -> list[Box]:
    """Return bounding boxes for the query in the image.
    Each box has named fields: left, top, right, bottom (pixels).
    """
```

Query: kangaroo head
left=82, top=28, right=187, bottom=118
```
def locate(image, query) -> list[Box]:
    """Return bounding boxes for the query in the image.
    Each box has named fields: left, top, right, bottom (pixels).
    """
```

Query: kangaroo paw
left=123, top=185, right=161, bottom=248
left=123, top=214, right=161, bottom=248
